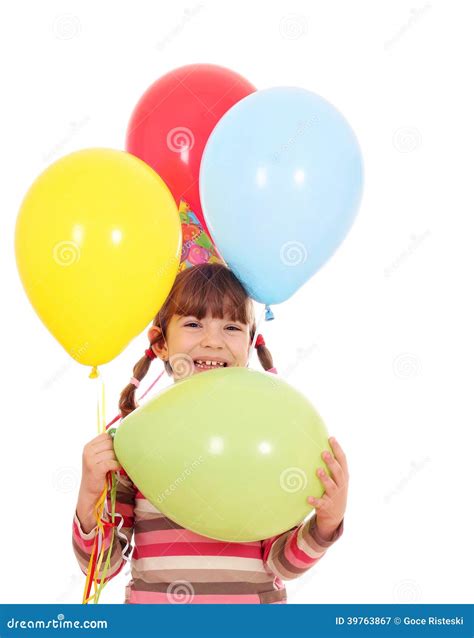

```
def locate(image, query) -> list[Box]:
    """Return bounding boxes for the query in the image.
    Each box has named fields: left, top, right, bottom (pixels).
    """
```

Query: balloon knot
left=265, top=305, right=275, bottom=321
left=89, top=366, right=99, bottom=379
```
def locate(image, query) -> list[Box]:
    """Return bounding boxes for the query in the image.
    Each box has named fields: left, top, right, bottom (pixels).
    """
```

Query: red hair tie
left=145, top=348, right=156, bottom=360
left=255, top=334, right=265, bottom=348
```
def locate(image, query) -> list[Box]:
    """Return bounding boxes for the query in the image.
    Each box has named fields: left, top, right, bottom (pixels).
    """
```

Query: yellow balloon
left=15, top=148, right=182, bottom=369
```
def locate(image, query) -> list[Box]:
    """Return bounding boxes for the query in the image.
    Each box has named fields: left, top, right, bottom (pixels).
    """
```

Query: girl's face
left=149, top=312, right=252, bottom=381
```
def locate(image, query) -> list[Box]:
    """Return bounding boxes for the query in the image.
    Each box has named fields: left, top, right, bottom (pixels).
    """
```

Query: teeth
left=195, top=360, right=225, bottom=367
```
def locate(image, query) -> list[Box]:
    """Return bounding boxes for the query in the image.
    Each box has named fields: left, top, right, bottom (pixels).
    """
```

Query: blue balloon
left=200, top=87, right=363, bottom=305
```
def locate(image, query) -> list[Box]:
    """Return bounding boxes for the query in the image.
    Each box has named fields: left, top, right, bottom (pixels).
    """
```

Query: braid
left=250, top=326, right=274, bottom=371
left=256, top=342, right=274, bottom=371
left=118, top=328, right=165, bottom=418
left=119, top=354, right=153, bottom=418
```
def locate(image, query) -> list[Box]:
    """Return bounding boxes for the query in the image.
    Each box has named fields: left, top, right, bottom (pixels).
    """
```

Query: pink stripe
left=72, top=520, right=113, bottom=550
left=73, top=534, right=95, bottom=551
left=134, top=542, right=262, bottom=559
left=262, top=533, right=285, bottom=563
left=285, top=545, right=317, bottom=569
left=135, top=528, right=260, bottom=546
left=128, top=590, right=262, bottom=604
left=285, top=531, right=318, bottom=566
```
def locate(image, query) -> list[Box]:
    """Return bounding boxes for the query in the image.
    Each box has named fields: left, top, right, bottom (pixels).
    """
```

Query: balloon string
left=82, top=367, right=118, bottom=604
left=94, top=369, right=108, bottom=600
left=104, top=475, right=132, bottom=576
left=94, top=472, right=119, bottom=601
left=82, top=368, right=167, bottom=603
left=82, top=368, right=107, bottom=603
left=105, top=370, right=166, bottom=431
left=137, top=370, right=165, bottom=402
left=82, top=480, right=109, bottom=603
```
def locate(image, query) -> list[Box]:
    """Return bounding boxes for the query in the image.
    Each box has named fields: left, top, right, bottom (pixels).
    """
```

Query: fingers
left=90, top=433, right=113, bottom=447
left=84, top=434, right=114, bottom=457
left=308, top=436, right=349, bottom=511
left=316, top=465, right=337, bottom=494
left=328, top=436, right=349, bottom=478
left=87, top=440, right=114, bottom=455
left=316, top=435, right=349, bottom=491
left=308, top=493, right=330, bottom=510
left=320, top=447, right=344, bottom=488
left=104, top=459, right=122, bottom=472
left=94, top=449, right=119, bottom=465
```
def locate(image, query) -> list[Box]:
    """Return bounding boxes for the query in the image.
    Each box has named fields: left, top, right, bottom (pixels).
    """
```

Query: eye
left=226, top=325, right=242, bottom=331
left=184, top=321, right=201, bottom=328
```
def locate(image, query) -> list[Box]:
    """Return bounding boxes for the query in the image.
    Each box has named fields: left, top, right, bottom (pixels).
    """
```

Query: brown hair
left=119, top=263, right=274, bottom=418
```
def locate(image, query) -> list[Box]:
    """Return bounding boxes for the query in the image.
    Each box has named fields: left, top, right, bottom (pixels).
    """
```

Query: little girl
left=72, top=263, right=348, bottom=604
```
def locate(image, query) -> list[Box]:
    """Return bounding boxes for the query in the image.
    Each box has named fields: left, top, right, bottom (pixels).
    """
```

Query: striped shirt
left=72, top=469, right=344, bottom=604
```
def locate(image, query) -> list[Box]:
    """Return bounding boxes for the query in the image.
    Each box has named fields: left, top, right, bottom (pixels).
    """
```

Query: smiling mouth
left=193, top=359, right=228, bottom=370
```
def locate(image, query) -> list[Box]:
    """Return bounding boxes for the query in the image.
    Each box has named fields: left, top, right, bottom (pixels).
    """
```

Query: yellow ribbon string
left=82, top=367, right=118, bottom=604
left=94, top=472, right=118, bottom=601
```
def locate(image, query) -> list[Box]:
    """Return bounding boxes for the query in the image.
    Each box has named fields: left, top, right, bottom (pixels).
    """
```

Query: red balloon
left=126, top=64, right=256, bottom=236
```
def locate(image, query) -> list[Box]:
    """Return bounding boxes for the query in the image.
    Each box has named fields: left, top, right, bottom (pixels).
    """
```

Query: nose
left=200, top=324, right=224, bottom=349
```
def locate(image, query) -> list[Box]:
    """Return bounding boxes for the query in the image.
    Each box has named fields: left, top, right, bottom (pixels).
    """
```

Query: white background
left=1, top=0, right=472, bottom=605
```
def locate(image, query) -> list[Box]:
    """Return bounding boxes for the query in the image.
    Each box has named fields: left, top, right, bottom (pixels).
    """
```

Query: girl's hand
left=79, top=432, right=122, bottom=501
left=307, top=436, right=349, bottom=541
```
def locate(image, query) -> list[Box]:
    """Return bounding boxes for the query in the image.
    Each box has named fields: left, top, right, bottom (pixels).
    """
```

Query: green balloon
left=114, top=367, right=329, bottom=542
